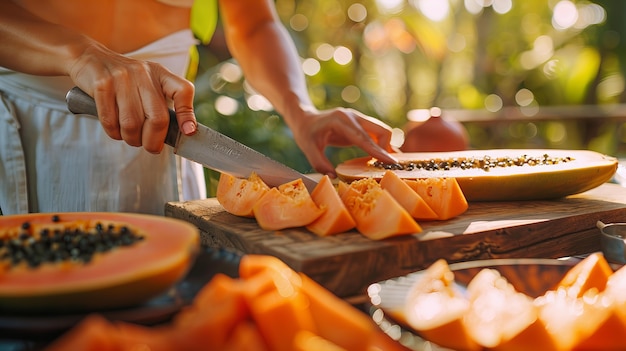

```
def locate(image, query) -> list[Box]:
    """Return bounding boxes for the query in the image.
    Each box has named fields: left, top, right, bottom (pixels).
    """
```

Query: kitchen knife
left=65, top=87, right=318, bottom=192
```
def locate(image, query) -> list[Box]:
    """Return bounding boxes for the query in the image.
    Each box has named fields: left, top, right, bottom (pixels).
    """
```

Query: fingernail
left=182, top=121, right=196, bottom=135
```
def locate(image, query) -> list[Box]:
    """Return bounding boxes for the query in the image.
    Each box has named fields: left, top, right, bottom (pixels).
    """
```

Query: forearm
left=0, top=1, right=94, bottom=76
left=220, top=0, right=316, bottom=128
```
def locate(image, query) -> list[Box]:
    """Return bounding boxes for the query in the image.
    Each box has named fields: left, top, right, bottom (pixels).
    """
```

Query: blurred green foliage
left=194, top=0, right=626, bottom=195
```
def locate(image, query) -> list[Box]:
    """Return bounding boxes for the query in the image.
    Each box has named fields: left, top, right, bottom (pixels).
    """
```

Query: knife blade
left=65, top=87, right=318, bottom=192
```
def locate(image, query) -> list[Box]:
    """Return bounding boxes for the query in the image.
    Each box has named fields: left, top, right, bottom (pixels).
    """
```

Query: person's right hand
left=68, top=42, right=198, bottom=153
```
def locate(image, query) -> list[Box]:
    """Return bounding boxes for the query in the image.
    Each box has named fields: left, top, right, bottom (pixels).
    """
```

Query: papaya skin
left=336, top=149, right=618, bottom=201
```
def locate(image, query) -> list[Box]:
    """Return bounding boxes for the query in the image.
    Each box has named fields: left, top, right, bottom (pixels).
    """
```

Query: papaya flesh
left=0, top=212, right=200, bottom=313
left=335, top=149, right=618, bottom=201
left=216, top=172, right=270, bottom=218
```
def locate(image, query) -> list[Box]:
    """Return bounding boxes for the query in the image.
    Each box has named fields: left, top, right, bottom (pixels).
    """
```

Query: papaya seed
left=373, top=154, right=574, bottom=172
left=0, top=220, right=145, bottom=269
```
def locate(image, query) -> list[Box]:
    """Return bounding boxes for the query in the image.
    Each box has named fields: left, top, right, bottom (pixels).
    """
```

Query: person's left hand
left=288, top=107, right=398, bottom=178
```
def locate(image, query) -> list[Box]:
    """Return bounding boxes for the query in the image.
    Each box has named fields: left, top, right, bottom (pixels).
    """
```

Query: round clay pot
left=400, top=108, right=469, bottom=152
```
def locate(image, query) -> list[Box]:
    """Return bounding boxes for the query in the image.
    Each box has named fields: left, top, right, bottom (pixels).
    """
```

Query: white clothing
left=0, top=29, right=206, bottom=215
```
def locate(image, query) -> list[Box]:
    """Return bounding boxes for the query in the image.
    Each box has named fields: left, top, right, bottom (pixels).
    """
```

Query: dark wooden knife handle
left=65, top=86, right=180, bottom=147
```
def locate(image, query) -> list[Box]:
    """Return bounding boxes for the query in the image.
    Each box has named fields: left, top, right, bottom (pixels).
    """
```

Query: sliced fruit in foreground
left=404, top=177, right=468, bottom=220
left=403, top=259, right=481, bottom=351
left=299, top=273, right=376, bottom=351
left=293, top=330, right=347, bottom=351
left=554, top=252, right=613, bottom=298
left=380, top=170, right=438, bottom=220
left=533, top=287, right=626, bottom=351
left=464, top=268, right=555, bottom=351
left=340, top=178, right=422, bottom=240
left=0, top=212, right=200, bottom=313
left=306, top=175, right=356, bottom=236
left=216, top=172, right=270, bottom=217
left=336, top=149, right=618, bottom=201
left=253, top=178, right=324, bottom=230
left=43, top=253, right=412, bottom=351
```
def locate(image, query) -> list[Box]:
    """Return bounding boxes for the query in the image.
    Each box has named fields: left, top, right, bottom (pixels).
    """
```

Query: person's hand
left=67, top=42, right=197, bottom=153
left=288, top=107, right=398, bottom=177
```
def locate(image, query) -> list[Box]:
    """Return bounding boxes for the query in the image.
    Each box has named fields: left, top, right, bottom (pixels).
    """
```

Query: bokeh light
left=214, top=96, right=239, bottom=116
left=333, top=46, right=353, bottom=65
left=302, top=58, right=321, bottom=76
left=415, top=0, right=449, bottom=22
left=552, top=1, right=578, bottom=30
left=348, top=3, right=368, bottom=23
left=316, top=43, right=335, bottom=61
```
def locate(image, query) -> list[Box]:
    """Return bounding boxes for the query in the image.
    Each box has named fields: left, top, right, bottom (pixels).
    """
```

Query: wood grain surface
left=165, top=183, right=626, bottom=298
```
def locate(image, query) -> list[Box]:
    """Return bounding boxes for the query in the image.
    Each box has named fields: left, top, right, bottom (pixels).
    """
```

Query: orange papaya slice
left=216, top=172, right=270, bottom=217
left=253, top=178, right=324, bottom=230
left=554, top=252, right=613, bottom=298
left=379, top=170, right=438, bottom=220
left=403, top=259, right=481, bottom=351
left=43, top=314, right=119, bottom=351
left=404, top=177, right=468, bottom=220
left=222, top=320, right=270, bottom=351
left=336, top=180, right=350, bottom=197
left=586, top=265, right=626, bottom=350
left=571, top=302, right=626, bottom=351
left=534, top=289, right=598, bottom=350
left=341, top=178, right=421, bottom=239
left=293, top=330, right=347, bottom=351
left=306, top=175, right=356, bottom=236
left=298, top=273, right=376, bottom=351
left=248, top=288, right=317, bottom=351
left=172, top=273, right=249, bottom=350
left=464, top=268, right=556, bottom=351
left=0, top=212, right=200, bottom=313
left=114, top=322, right=179, bottom=351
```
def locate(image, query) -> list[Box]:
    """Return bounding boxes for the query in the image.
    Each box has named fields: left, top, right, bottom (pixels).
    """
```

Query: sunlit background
left=194, top=0, right=626, bottom=195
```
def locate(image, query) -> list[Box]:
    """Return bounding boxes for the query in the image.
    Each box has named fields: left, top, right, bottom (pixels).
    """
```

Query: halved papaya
left=0, top=212, right=200, bottom=313
left=379, top=170, right=438, bottom=221
left=340, top=178, right=422, bottom=240
left=217, top=172, right=270, bottom=217
left=335, top=149, right=618, bottom=201
left=253, top=178, right=325, bottom=231
left=404, top=177, right=468, bottom=220
left=306, top=175, right=356, bottom=236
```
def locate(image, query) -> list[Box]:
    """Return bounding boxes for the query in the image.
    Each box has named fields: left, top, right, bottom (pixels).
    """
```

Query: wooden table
left=165, top=183, right=626, bottom=298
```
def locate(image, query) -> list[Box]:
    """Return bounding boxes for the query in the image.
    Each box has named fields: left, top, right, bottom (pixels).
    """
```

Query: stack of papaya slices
left=42, top=254, right=411, bottom=351
left=216, top=169, right=469, bottom=240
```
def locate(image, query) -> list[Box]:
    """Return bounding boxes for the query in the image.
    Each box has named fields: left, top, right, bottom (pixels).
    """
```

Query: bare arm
left=0, top=0, right=197, bottom=152
left=218, top=0, right=396, bottom=176
left=0, top=0, right=93, bottom=76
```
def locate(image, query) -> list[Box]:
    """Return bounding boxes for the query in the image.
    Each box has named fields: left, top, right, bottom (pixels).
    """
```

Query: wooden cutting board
left=164, top=183, right=626, bottom=298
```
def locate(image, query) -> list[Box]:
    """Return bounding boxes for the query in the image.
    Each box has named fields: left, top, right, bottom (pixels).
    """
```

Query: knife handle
left=65, top=86, right=180, bottom=147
